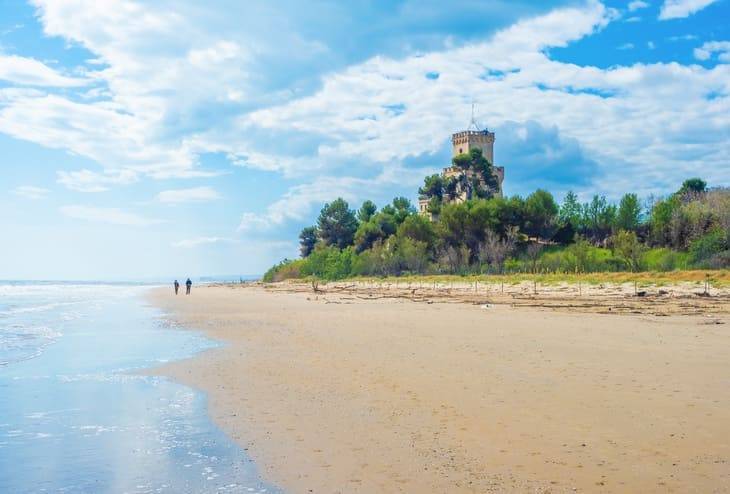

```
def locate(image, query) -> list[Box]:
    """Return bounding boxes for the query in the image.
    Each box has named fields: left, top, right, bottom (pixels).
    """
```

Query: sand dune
left=150, top=284, right=730, bottom=493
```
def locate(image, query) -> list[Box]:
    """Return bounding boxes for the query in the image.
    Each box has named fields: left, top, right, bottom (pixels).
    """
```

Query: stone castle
left=418, top=127, right=504, bottom=215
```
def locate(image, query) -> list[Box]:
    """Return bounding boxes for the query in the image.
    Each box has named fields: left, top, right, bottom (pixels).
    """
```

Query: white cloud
left=171, top=236, right=234, bottom=248
left=57, top=169, right=138, bottom=192
left=60, top=205, right=161, bottom=226
left=0, top=54, right=87, bottom=87
left=238, top=1, right=729, bottom=202
left=667, top=34, right=698, bottom=41
left=618, top=42, right=635, bottom=50
left=658, top=0, right=719, bottom=19
left=155, top=186, right=221, bottom=204
left=694, top=41, right=730, bottom=62
left=238, top=165, right=431, bottom=232
left=12, top=185, right=50, bottom=200
left=628, top=1, right=649, bottom=11
left=0, top=0, right=727, bottom=240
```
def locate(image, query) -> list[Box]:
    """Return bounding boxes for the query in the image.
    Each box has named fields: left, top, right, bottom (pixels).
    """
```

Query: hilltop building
left=418, top=126, right=504, bottom=216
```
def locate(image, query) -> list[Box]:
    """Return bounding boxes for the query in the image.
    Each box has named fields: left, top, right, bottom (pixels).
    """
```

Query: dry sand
left=150, top=283, right=730, bottom=493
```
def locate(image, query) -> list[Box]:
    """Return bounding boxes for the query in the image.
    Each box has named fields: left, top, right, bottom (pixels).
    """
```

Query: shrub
left=642, top=248, right=689, bottom=271
left=689, top=229, right=728, bottom=268
left=262, top=259, right=305, bottom=282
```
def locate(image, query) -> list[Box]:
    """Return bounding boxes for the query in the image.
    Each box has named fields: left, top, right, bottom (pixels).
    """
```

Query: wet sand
left=150, top=283, right=730, bottom=493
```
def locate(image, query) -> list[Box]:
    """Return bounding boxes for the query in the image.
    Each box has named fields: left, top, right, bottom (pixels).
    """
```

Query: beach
left=151, top=282, right=730, bottom=493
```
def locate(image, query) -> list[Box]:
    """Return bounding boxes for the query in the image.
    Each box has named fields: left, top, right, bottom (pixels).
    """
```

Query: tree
left=679, top=178, right=707, bottom=196
left=582, top=195, right=616, bottom=240
left=616, top=193, right=641, bottom=231
left=559, top=191, right=582, bottom=229
left=317, top=198, right=358, bottom=249
left=298, top=226, right=318, bottom=257
left=419, top=174, right=444, bottom=200
left=397, top=214, right=436, bottom=249
left=610, top=230, right=646, bottom=272
left=451, top=148, right=499, bottom=196
left=526, top=242, right=544, bottom=273
left=357, top=200, right=377, bottom=223
left=478, top=227, right=517, bottom=273
left=568, top=235, right=592, bottom=272
left=524, top=189, right=558, bottom=240
left=391, top=197, right=416, bottom=224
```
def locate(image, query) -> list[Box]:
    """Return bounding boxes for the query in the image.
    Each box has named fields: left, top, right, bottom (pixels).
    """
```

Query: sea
left=0, top=281, right=279, bottom=494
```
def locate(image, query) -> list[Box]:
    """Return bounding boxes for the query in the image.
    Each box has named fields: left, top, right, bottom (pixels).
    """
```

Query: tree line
left=264, top=177, right=730, bottom=281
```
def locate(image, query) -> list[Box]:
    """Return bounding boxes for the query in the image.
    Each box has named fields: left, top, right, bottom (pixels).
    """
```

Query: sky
left=0, top=0, right=728, bottom=280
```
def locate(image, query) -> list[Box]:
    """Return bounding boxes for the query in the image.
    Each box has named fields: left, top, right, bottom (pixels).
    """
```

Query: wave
left=0, top=324, right=62, bottom=367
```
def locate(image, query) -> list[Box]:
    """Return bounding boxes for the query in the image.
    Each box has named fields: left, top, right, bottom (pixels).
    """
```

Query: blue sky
left=1, top=0, right=728, bottom=280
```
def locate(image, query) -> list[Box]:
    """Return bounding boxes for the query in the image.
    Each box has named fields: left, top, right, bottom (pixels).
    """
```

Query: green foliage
left=610, top=230, right=646, bottom=272
left=582, top=195, right=616, bottom=239
left=302, top=244, right=357, bottom=280
left=419, top=175, right=444, bottom=200
left=298, top=226, right=318, bottom=257
left=679, top=177, right=707, bottom=195
left=397, top=214, right=436, bottom=249
left=266, top=178, right=729, bottom=281
left=689, top=229, right=728, bottom=268
left=649, top=195, right=679, bottom=246
left=559, top=191, right=581, bottom=228
left=317, top=198, right=358, bottom=249
left=391, top=197, right=416, bottom=224
left=642, top=248, right=689, bottom=271
left=616, top=193, right=641, bottom=231
left=524, top=189, right=558, bottom=240
left=262, top=258, right=306, bottom=282
left=357, top=200, right=377, bottom=223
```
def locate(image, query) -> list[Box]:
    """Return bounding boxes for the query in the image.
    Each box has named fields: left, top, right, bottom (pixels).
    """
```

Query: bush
left=262, top=259, right=305, bottom=282
left=689, top=229, right=728, bottom=267
left=302, top=245, right=356, bottom=280
left=642, top=248, right=689, bottom=271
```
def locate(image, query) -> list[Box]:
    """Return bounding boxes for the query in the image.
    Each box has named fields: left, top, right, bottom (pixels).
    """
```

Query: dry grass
left=345, top=270, right=730, bottom=287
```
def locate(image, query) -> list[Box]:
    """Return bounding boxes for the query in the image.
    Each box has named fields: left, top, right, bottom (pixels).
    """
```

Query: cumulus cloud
left=238, top=1, right=729, bottom=202
left=12, top=185, right=50, bottom=200
left=0, top=0, right=728, bottom=241
left=155, top=186, right=221, bottom=204
left=60, top=205, right=161, bottom=226
left=0, top=54, right=88, bottom=87
left=628, top=0, right=650, bottom=11
left=694, top=41, right=730, bottom=62
left=658, top=0, right=720, bottom=19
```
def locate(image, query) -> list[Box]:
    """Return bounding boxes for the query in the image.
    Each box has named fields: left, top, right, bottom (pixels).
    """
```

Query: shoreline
left=150, top=283, right=730, bottom=493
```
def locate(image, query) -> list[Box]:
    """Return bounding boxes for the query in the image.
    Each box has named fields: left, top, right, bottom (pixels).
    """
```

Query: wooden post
left=705, top=274, right=710, bottom=295
left=533, top=280, right=537, bottom=295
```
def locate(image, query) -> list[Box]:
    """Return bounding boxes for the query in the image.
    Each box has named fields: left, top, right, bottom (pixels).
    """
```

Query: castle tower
left=451, top=129, right=495, bottom=163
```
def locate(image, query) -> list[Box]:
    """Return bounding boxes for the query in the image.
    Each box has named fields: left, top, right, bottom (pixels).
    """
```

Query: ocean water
left=0, top=282, right=279, bottom=494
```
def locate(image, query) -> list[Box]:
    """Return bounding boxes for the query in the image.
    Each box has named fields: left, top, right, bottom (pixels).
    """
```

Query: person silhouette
left=174, top=280, right=180, bottom=295
left=185, top=278, right=192, bottom=295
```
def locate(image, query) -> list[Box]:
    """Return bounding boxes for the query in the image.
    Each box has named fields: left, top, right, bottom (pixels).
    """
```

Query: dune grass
left=333, top=270, right=730, bottom=288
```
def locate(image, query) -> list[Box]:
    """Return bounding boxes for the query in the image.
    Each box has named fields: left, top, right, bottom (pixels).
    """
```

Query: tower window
left=459, top=148, right=462, bottom=153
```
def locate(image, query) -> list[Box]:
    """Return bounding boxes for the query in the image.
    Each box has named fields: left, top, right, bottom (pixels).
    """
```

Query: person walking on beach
left=174, top=280, right=180, bottom=295
left=185, top=278, right=192, bottom=295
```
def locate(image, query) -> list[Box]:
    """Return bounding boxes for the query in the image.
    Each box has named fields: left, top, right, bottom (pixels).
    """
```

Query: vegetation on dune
left=264, top=177, right=730, bottom=282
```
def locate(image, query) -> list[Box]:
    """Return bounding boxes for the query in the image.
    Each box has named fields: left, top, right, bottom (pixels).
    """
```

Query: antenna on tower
left=468, top=99, right=481, bottom=131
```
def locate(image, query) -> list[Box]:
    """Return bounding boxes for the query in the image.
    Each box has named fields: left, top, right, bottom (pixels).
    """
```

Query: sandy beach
left=150, top=283, right=730, bottom=493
